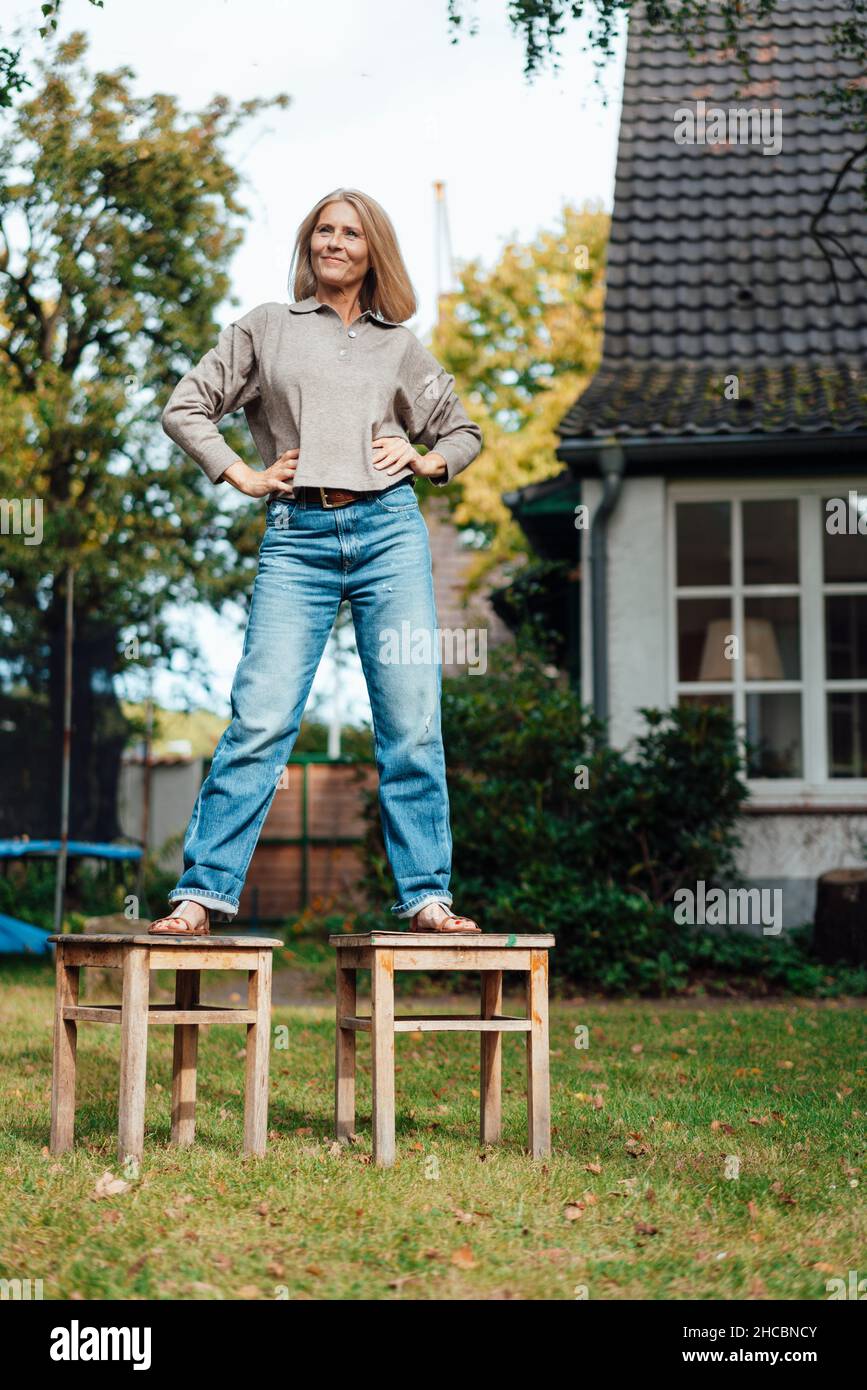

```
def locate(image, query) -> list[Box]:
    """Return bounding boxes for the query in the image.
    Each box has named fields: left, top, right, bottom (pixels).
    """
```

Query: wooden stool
left=330, top=931, right=555, bottom=1166
left=48, top=934, right=280, bottom=1164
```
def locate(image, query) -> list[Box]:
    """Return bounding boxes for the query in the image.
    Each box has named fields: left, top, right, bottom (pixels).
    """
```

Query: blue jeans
left=167, top=480, right=454, bottom=923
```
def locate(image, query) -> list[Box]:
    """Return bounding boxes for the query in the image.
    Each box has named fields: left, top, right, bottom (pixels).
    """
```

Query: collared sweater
left=161, top=296, right=483, bottom=491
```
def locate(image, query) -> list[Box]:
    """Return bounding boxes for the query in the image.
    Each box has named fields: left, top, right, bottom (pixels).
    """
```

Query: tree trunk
left=813, top=868, right=867, bottom=966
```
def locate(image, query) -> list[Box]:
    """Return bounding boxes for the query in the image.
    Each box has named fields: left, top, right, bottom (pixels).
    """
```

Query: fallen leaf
left=237, top=1284, right=261, bottom=1298
left=564, top=1203, right=585, bottom=1221
left=635, top=1222, right=658, bottom=1236
left=92, top=1171, right=130, bottom=1199
left=625, top=1137, right=650, bottom=1157
left=451, top=1244, right=475, bottom=1270
left=584, top=1162, right=602, bottom=1174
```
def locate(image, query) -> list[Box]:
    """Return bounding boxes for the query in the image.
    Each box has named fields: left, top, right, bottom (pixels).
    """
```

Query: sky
left=5, top=0, right=625, bottom=733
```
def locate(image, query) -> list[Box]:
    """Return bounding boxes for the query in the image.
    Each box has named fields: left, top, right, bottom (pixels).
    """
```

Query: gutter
left=559, top=430, right=867, bottom=475
left=590, top=440, right=626, bottom=732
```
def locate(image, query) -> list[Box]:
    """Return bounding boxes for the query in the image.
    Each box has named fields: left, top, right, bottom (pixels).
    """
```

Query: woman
left=148, top=188, right=483, bottom=937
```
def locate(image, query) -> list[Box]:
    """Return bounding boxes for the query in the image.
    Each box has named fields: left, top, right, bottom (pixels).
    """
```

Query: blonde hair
left=288, top=188, right=417, bottom=323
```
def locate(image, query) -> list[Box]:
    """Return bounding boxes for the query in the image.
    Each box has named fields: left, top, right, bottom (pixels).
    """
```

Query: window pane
left=745, top=693, right=802, bottom=777
left=823, top=493, right=867, bottom=582
left=825, top=595, right=867, bottom=679
left=743, top=598, right=801, bottom=679
left=742, top=500, right=798, bottom=584
left=678, top=599, right=732, bottom=681
left=828, top=693, right=867, bottom=777
left=676, top=502, right=731, bottom=586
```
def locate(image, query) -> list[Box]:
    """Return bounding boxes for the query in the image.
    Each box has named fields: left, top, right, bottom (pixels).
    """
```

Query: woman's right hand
left=223, top=449, right=299, bottom=498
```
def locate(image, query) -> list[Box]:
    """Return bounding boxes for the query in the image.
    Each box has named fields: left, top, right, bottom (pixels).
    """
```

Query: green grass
left=0, top=958, right=864, bottom=1300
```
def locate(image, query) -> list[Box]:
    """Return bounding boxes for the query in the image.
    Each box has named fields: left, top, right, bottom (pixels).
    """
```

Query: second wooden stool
left=330, top=931, right=555, bottom=1166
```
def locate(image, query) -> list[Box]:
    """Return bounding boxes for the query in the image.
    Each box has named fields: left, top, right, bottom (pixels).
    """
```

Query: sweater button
left=348, top=329, right=357, bottom=338
left=338, top=348, right=347, bottom=357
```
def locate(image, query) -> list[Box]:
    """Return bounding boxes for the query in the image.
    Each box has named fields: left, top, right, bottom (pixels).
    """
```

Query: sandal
left=409, top=908, right=481, bottom=934
left=148, top=911, right=210, bottom=937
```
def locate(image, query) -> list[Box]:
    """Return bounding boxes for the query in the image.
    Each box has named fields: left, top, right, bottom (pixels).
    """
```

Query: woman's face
left=310, top=200, right=370, bottom=295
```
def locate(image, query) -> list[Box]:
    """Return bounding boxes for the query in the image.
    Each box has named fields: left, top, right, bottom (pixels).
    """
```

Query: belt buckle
left=319, top=485, right=335, bottom=509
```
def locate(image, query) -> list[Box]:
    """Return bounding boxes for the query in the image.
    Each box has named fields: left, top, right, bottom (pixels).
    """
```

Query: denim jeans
left=167, top=480, right=454, bottom=923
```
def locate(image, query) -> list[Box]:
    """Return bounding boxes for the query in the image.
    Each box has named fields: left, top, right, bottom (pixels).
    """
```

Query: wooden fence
left=234, top=754, right=378, bottom=926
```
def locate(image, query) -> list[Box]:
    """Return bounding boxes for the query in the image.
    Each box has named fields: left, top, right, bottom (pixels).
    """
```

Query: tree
left=428, top=202, right=609, bottom=579
left=0, top=31, right=289, bottom=839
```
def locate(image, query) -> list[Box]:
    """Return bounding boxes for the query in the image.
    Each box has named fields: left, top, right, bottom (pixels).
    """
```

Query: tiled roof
left=559, top=0, right=867, bottom=444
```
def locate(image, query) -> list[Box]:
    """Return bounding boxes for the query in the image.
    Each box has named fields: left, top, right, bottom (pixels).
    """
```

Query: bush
left=355, top=639, right=861, bottom=994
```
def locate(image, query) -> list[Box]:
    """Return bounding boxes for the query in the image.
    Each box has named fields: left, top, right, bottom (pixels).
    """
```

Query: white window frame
left=667, top=476, right=867, bottom=807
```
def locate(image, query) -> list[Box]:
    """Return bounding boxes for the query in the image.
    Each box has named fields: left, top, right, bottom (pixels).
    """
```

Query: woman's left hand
left=372, top=436, right=447, bottom=481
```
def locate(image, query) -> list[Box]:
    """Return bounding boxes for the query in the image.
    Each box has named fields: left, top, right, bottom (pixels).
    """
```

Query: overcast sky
left=6, top=0, right=625, bottom=732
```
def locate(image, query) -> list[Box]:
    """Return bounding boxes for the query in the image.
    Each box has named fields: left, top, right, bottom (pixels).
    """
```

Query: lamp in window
left=698, top=619, right=783, bottom=681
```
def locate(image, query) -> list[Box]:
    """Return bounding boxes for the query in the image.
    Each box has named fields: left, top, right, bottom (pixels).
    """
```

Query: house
left=505, top=0, right=867, bottom=927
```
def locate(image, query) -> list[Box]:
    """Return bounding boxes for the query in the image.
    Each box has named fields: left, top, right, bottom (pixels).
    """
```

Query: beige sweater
left=161, top=296, right=483, bottom=491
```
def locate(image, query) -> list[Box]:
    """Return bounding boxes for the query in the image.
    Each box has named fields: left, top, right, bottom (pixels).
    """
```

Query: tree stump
left=813, top=868, right=867, bottom=966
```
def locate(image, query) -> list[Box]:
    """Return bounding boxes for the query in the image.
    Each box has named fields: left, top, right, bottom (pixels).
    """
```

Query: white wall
left=737, top=812, right=867, bottom=927
left=581, top=475, right=669, bottom=745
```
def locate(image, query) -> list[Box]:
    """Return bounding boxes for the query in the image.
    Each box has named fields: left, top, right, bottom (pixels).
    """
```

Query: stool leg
left=170, top=970, right=200, bottom=1146
left=371, top=949, right=396, bottom=1167
left=50, top=946, right=79, bottom=1154
left=244, top=949, right=271, bottom=1156
left=335, top=961, right=356, bottom=1143
left=118, top=948, right=150, bottom=1166
left=480, top=970, right=503, bottom=1146
left=525, top=949, right=551, bottom=1159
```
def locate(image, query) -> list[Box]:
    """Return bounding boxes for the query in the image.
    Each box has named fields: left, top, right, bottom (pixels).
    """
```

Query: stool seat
left=330, top=930, right=555, bottom=1166
left=48, top=933, right=280, bottom=1166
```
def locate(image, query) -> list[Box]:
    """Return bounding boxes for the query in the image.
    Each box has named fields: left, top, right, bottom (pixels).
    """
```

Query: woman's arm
left=398, top=340, right=483, bottom=486
left=161, top=311, right=293, bottom=498
left=161, top=319, right=261, bottom=485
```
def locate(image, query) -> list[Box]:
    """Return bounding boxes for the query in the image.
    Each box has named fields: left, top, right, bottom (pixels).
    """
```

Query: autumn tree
left=0, top=31, right=289, bottom=839
left=429, top=202, right=609, bottom=579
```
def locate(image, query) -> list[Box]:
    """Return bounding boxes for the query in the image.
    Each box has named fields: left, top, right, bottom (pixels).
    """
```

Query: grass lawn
left=0, top=954, right=864, bottom=1301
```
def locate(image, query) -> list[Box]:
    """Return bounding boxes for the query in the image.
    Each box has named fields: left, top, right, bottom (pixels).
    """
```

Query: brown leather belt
left=292, top=478, right=413, bottom=510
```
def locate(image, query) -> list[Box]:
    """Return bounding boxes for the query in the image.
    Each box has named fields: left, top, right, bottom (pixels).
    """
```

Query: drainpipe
left=590, top=440, right=625, bottom=735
